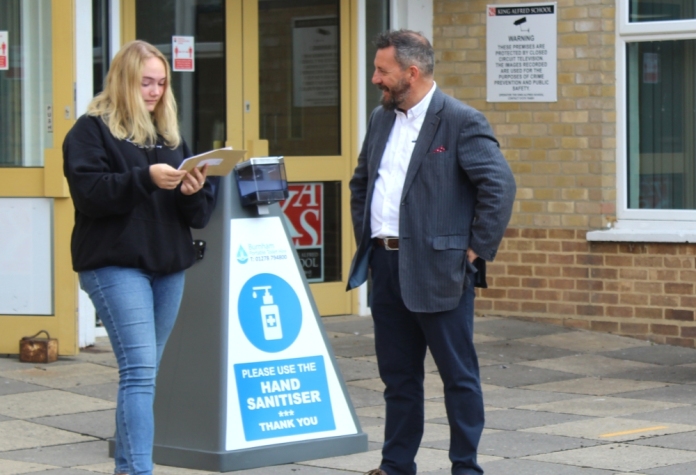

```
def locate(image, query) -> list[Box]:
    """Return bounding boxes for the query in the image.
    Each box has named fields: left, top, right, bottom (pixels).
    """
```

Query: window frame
left=616, top=0, right=696, bottom=222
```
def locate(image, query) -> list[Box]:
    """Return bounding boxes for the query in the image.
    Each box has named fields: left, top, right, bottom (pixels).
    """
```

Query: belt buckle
left=384, top=237, right=398, bottom=250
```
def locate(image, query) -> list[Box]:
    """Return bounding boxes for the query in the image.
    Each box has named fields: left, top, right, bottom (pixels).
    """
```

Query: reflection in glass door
left=259, top=0, right=340, bottom=157
left=136, top=0, right=226, bottom=154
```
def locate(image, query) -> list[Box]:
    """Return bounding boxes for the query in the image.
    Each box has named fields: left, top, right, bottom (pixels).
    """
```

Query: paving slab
left=519, top=396, right=685, bottom=417
left=20, top=469, right=101, bottom=475
left=476, top=340, right=578, bottom=363
left=0, top=356, right=26, bottom=372
left=334, top=356, right=379, bottom=381
left=474, top=318, right=572, bottom=339
left=0, top=440, right=109, bottom=467
left=346, top=377, right=384, bottom=392
left=347, top=372, right=445, bottom=400
left=481, top=383, right=504, bottom=393
left=0, top=420, right=95, bottom=452
left=0, top=459, right=58, bottom=474
left=76, top=461, right=219, bottom=474
left=321, top=315, right=375, bottom=335
left=65, top=382, right=118, bottom=403
left=600, top=344, right=696, bottom=366
left=30, top=409, right=116, bottom=439
left=633, top=430, right=696, bottom=451
left=483, top=387, right=580, bottom=408
left=228, top=464, right=357, bottom=475
left=615, top=384, right=696, bottom=404
left=519, top=396, right=687, bottom=417
left=345, top=385, right=384, bottom=409
left=417, top=455, right=503, bottom=475
left=525, top=443, right=696, bottom=472
left=301, top=446, right=452, bottom=473
left=483, top=408, right=590, bottom=430
left=644, top=460, right=696, bottom=474
left=0, top=389, right=114, bottom=419
left=0, top=363, right=118, bottom=390
left=473, top=333, right=504, bottom=344
left=480, top=364, right=579, bottom=387
left=70, top=346, right=118, bottom=368
left=518, top=354, right=660, bottom=377
left=479, top=429, right=601, bottom=458
left=524, top=416, right=696, bottom=442
left=521, top=377, right=668, bottom=396
left=0, top=377, right=47, bottom=396
left=518, top=331, right=651, bottom=353
left=603, top=365, right=696, bottom=384
left=327, top=334, right=377, bottom=358
left=625, top=406, right=696, bottom=426
left=479, top=458, right=621, bottom=475
left=361, top=420, right=385, bottom=443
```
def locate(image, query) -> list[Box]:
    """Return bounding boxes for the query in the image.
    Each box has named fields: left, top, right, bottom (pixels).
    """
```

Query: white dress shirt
left=371, top=82, right=437, bottom=239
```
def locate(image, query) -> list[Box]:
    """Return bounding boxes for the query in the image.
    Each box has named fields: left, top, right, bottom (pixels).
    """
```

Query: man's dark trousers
left=370, top=246, right=485, bottom=475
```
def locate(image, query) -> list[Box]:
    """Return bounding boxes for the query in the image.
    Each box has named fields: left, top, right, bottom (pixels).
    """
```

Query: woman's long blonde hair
left=87, top=40, right=180, bottom=148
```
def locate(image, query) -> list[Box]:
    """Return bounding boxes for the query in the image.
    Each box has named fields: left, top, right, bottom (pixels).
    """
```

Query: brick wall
left=433, top=1, right=696, bottom=346
left=434, top=0, right=616, bottom=230
left=476, top=230, right=696, bottom=347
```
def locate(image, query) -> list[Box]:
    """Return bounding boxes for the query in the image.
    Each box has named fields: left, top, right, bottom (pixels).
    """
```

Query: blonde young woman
left=63, top=40, right=216, bottom=475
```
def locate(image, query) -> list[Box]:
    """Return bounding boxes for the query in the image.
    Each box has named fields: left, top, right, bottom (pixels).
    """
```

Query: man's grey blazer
left=347, top=88, right=516, bottom=313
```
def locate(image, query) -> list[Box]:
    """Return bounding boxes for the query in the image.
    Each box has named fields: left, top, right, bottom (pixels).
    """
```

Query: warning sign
left=487, top=3, right=557, bottom=102
left=280, top=183, right=324, bottom=283
left=172, top=36, right=195, bottom=72
left=0, top=31, right=8, bottom=71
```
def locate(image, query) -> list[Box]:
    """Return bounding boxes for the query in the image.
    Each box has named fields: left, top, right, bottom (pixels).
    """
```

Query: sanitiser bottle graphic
left=253, top=286, right=283, bottom=340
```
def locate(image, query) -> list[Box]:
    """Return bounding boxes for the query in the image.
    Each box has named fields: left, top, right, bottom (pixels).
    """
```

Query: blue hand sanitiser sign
left=226, top=217, right=357, bottom=449
left=238, top=274, right=302, bottom=352
left=234, top=355, right=335, bottom=441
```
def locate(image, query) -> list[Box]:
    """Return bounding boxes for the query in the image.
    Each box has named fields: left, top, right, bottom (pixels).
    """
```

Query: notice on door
left=0, top=31, right=8, bottom=71
left=172, top=36, right=195, bottom=72
left=486, top=3, right=557, bottom=102
left=292, top=16, right=338, bottom=107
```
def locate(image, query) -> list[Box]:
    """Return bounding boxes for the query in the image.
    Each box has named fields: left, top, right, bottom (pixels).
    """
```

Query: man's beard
left=379, top=78, right=410, bottom=111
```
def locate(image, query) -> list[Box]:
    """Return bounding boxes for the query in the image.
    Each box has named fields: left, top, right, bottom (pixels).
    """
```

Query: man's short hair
left=374, top=29, right=434, bottom=76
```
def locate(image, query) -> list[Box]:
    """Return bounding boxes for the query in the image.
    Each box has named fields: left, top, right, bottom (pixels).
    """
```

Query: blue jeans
left=79, top=267, right=185, bottom=475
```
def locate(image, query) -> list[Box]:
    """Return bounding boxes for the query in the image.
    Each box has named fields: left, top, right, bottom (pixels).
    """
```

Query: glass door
left=243, top=0, right=355, bottom=315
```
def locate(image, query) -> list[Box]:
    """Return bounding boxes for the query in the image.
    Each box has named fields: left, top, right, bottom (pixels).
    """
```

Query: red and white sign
left=172, top=36, right=195, bottom=72
left=0, top=31, right=8, bottom=71
left=280, top=183, right=323, bottom=247
left=280, top=183, right=324, bottom=282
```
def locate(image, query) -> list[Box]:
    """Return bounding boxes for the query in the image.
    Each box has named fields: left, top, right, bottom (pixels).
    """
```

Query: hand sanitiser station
left=147, top=157, right=367, bottom=471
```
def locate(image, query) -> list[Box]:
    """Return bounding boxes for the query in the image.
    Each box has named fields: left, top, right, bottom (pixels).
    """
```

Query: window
left=0, top=1, right=53, bottom=167
left=618, top=1, right=696, bottom=220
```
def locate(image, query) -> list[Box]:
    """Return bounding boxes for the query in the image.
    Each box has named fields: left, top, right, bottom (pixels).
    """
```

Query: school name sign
left=487, top=3, right=557, bottom=102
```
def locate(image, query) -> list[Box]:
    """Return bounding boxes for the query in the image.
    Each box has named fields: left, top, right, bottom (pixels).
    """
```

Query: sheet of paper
left=178, top=148, right=246, bottom=176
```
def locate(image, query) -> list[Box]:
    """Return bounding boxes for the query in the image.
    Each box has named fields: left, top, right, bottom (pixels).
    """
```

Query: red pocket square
left=433, top=145, right=446, bottom=153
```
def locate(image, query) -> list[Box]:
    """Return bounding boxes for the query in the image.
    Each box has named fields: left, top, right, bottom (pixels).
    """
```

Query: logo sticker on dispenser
left=237, top=245, right=249, bottom=264
left=238, top=273, right=302, bottom=352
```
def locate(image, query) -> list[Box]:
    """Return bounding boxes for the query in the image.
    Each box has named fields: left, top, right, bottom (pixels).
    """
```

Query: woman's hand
left=180, top=164, right=209, bottom=196
left=150, top=164, right=187, bottom=190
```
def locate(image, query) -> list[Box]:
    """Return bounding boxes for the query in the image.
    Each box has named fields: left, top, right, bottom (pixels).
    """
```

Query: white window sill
left=587, top=221, right=696, bottom=243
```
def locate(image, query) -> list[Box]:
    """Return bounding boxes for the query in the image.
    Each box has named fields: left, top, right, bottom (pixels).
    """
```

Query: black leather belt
left=373, top=237, right=399, bottom=250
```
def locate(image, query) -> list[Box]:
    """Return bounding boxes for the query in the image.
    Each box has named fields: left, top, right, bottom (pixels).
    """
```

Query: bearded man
left=347, top=30, right=516, bottom=475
